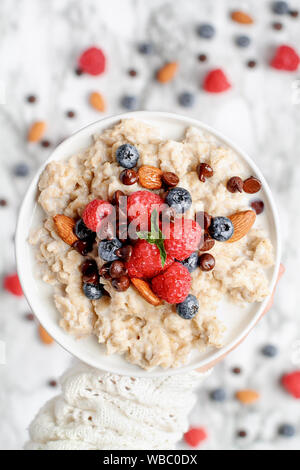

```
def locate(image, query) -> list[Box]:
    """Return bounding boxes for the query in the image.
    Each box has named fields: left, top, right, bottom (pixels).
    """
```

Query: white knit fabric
left=25, top=363, right=209, bottom=450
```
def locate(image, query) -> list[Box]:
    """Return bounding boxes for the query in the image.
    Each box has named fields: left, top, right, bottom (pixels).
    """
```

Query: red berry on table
left=184, top=427, right=207, bottom=447
left=127, top=190, right=165, bottom=228
left=3, top=273, right=23, bottom=297
left=281, top=371, right=300, bottom=398
left=126, top=239, right=174, bottom=279
left=203, top=68, right=231, bottom=93
left=163, top=219, right=202, bottom=261
left=270, top=45, right=300, bottom=71
left=151, top=262, right=191, bottom=304
left=82, top=199, right=113, bottom=232
left=78, top=47, right=106, bottom=76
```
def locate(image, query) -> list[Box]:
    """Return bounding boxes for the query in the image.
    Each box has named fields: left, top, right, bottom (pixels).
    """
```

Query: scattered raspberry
left=270, top=45, right=300, bottom=71
left=127, top=190, right=165, bottom=230
left=78, top=47, right=106, bottom=76
left=82, top=199, right=113, bottom=232
left=184, top=427, right=207, bottom=447
left=126, top=239, right=174, bottom=279
left=281, top=371, right=300, bottom=398
left=203, top=68, right=231, bottom=93
left=163, top=219, right=202, bottom=261
left=151, top=262, right=191, bottom=304
left=3, top=273, right=23, bottom=297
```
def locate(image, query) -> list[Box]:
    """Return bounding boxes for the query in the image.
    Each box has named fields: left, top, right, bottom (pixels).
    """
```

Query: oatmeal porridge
left=29, top=119, right=274, bottom=370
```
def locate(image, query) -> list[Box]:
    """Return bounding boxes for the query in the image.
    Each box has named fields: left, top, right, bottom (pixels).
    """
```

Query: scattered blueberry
left=13, top=162, right=30, bottom=177
left=165, top=187, right=192, bottom=214
left=179, top=252, right=199, bottom=272
left=196, top=23, right=216, bottom=39
left=278, top=424, right=296, bottom=437
left=261, top=344, right=278, bottom=357
left=138, top=42, right=153, bottom=55
left=75, top=219, right=96, bottom=241
left=235, top=35, right=251, bottom=48
left=83, top=282, right=105, bottom=300
left=116, top=144, right=140, bottom=169
left=178, top=92, right=195, bottom=108
left=272, top=1, right=289, bottom=14
left=98, top=238, right=122, bottom=262
left=210, top=388, right=227, bottom=402
left=121, top=95, right=138, bottom=110
left=209, top=216, right=234, bottom=242
left=176, top=294, right=199, bottom=320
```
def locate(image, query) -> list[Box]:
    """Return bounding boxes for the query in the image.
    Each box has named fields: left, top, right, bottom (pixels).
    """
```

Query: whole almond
left=157, top=62, right=178, bottom=83
left=38, top=325, right=54, bottom=345
left=231, top=10, right=254, bottom=24
left=235, top=389, right=260, bottom=405
left=53, top=214, right=78, bottom=246
left=131, top=278, right=162, bottom=306
left=227, top=210, right=256, bottom=243
left=138, top=165, right=163, bottom=189
left=27, top=121, right=46, bottom=142
left=89, top=92, right=106, bottom=112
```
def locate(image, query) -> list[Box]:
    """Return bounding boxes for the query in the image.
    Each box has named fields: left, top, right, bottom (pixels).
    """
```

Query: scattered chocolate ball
left=24, top=312, right=35, bottom=321
left=232, top=367, right=242, bottom=375
left=99, top=263, right=112, bottom=280
left=196, top=211, right=212, bottom=230
left=128, top=69, right=138, bottom=77
left=247, top=59, right=257, bottom=68
left=0, top=199, right=7, bottom=207
left=162, top=172, right=179, bottom=188
left=109, top=260, right=128, bottom=279
left=66, top=110, right=76, bottom=118
left=199, top=233, right=215, bottom=252
left=272, top=21, right=284, bottom=30
left=120, top=168, right=138, bottom=185
left=198, top=163, right=213, bottom=182
left=227, top=176, right=243, bottom=193
left=237, top=430, right=247, bottom=438
left=243, top=176, right=262, bottom=194
left=251, top=199, right=264, bottom=215
left=198, top=253, right=215, bottom=271
left=289, top=10, right=299, bottom=17
left=73, top=239, right=93, bottom=256
left=111, top=190, right=126, bottom=207
left=111, top=275, right=130, bottom=292
left=26, top=95, right=37, bottom=103
left=75, top=67, right=84, bottom=76
left=116, top=245, right=133, bottom=262
left=198, top=53, right=208, bottom=62
left=48, top=380, right=57, bottom=388
left=41, top=140, right=51, bottom=148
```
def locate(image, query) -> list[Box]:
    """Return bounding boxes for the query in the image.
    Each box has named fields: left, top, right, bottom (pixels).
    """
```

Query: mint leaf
left=156, top=240, right=167, bottom=267
left=136, top=209, right=167, bottom=268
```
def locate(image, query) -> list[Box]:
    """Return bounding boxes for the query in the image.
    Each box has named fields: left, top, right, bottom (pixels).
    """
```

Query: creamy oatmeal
left=30, top=119, right=274, bottom=370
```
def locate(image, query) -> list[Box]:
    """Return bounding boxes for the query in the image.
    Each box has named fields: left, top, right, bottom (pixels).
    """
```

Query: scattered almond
left=131, top=278, right=162, bottom=306
left=156, top=62, right=178, bottom=83
left=231, top=10, right=254, bottom=24
left=38, top=325, right=54, bottom=345
left=27, top=121, right=47, bottom=142
left=138, top=165, right=163, bottom=189
left=227, top=210, right=256, bottom=243
left=89, top=92, right=106, bottom=112
left=53, top=214, right=78, bottom=246
left=235, top=389, right=260, bottom=405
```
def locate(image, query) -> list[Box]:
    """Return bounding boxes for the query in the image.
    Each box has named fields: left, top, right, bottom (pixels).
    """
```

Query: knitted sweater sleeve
left=25, top=362, right=210, bottom=450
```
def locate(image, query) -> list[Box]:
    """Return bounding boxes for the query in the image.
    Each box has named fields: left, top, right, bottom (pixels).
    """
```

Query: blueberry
left=13, top=162, right=30, bottom=177
left=75, top=219, right=96, bottom=240
left=179, top=252, right=199, bottom=273
left=98, top=238, right=122, bottom=262
left=209, top=216, right=234, bottom=242
left=261, top=344, right=278, bottom=357
left=176, top=294, right=199, bottom=320
left=121, top=95, right=138, bottom=110
left=235, top=35, right=251, bottom=48
left=210, top=388, right=227, bottom=402
left=138, top=42, right=153, bottom=55
left=196, top=23, right=216, bottom=39
left=178, top=92, right=195, bottom=108
left=278, top=424, right=296, bottom=437
left=272, top=1, right=289, bottom=14
left=165, top=187, right=192, bottom=214
left=116, top=144, right=140, bottom=169
left=83, top=282, right=104, bottom=300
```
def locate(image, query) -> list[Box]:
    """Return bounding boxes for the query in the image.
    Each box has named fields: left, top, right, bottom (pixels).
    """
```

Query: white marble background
left=0, top=0, right=300, bottom=450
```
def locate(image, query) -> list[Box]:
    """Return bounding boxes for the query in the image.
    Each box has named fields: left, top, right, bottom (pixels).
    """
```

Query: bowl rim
left=15, top=110, right=281, bottom=377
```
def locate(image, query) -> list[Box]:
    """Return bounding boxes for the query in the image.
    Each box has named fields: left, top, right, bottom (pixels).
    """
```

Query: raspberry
left=78, top=47, right=106, bottom=76
left=203, top=68, right=231, bottom=93
left=281, top=371, right=300, bottom=398
left=151, top=262, right=191, bottom=304
left=270, top=45, right=300, bottom=71
left=126, top=239, right=174, bottom=279
left=127, top=191, right=165, bottom=230
left=163, top=219, right=202, bottom=261
left=3, top=273, right=23, bottom=297
left=82, top=199, right=113, bottom=232
left=184, top=427, right=207, bottom=447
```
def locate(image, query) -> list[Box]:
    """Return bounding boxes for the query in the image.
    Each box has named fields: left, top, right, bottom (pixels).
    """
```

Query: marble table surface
left=0, top=0, right=300, bottom=450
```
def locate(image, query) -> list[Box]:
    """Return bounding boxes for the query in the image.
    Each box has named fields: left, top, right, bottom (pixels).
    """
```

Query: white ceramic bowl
left=15, top=111, right=281, bottom=377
